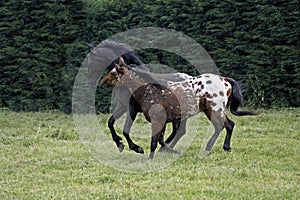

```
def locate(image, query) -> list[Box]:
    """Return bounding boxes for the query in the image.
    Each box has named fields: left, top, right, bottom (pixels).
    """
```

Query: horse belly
left=175, top=91, right=199, bottom=118
left=139, top=88, right=180, bottom=122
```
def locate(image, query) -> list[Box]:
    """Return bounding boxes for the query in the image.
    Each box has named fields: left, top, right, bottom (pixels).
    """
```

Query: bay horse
left=87, top=40, right=192, bottom=153
left=111, top=63, right=257, bottom=159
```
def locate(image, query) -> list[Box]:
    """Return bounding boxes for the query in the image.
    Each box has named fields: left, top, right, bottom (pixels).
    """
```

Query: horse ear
left=119, top=56, right=125, bottom=63
left=114, top=62, right=120, bottom=68
left=87, top=43, right=95, bottom=51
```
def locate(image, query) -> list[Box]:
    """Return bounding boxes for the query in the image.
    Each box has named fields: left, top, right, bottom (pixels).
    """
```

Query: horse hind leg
left=204, top=110, right=225, bottom=153
left=123, top=106, right=144, bottom=154
left=223, top=115, right=235, bottom=151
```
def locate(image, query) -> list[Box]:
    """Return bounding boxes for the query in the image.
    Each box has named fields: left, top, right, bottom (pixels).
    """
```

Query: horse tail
left=226, top=77, right=258, bottom=116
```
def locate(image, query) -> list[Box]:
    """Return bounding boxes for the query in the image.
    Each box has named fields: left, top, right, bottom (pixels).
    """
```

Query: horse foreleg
left=223, top=115, right=235, bottom=151
left=149, top=123, right=166, bottom=159
left=109, top=104, right=127, bottom=152
left=158, top=119, right=186, bottom=153
left=123, top=107, right=144, bottom=154
left=169, top=119, right=187, bottom=148
left=164, top=121, right=180, bottom=144
left=157, top=124, right=181, bottom=155
left=148, top=104, right=168, bottom=159
left=158, top=121, right=179, bottom=153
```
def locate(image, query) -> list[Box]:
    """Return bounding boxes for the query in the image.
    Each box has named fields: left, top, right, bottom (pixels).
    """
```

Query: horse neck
left=118, top=70, right=146, bottom=92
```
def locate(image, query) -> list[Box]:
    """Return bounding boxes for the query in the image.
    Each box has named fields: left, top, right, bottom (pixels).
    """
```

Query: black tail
left=226, top=77, right=258, bottom=116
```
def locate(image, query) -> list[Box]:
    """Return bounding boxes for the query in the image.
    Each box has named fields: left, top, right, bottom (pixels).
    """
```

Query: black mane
left=95, top=40, right=145, bottom=70
left=131, top=67, right=170, bottom=86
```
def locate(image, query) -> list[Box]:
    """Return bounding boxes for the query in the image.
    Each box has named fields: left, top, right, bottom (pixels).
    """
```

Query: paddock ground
left=0, top=108, right=299, bottom=199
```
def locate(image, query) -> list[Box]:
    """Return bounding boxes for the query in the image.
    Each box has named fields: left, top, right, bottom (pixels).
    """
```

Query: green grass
left=0, top=108, right=299, bottom=199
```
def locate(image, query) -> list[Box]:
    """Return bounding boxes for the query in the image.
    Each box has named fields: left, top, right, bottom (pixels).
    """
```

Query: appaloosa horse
left=110, top=63, right=257, bottom=159
left=87, top=40, right=192, bottom=153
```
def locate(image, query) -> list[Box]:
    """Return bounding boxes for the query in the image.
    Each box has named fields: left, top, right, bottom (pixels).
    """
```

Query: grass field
left=0, top=108, right=299, bottom=199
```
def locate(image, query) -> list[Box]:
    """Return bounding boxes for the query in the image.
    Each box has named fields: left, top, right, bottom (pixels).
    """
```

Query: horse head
left=87, top=40, right=146, bottom=87
left=87, top=46, right=117, bottom=86
left=100, top=59, right=129, bottom=86
left=101, top=62, right=145, bottom=88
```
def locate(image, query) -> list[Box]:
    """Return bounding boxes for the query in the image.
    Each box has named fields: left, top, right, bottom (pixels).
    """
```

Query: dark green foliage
left=86, top=0, right=299, bottom=109
left=1, top=0, right=299, bottom=113
left=0, top=0, right=86, bottom=113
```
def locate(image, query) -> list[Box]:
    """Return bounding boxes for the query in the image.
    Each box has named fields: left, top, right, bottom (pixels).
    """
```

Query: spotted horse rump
left=167, top=73, right=232, bottom=118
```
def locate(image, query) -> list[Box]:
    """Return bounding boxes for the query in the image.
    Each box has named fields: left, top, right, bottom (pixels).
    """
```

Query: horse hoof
left=173, top=149, right=181, bottom=155
left=148, top=153, right=154, bottom=160
left=118, top=143, right=125, bottom=152
left=133, top=146, right=144, bottom=154
left=137, top=147, right=144, bottom=154
left=158, top=147, right=165, bottom=153
left=223, top=146, right=231, bottom=152
left=158, top=146, right=181, bottom=154
left=167, top=147, right=181, bottom=154
left=158, top=147, right=166, bottom=153
left=200, top=150, right=211, bottom=158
